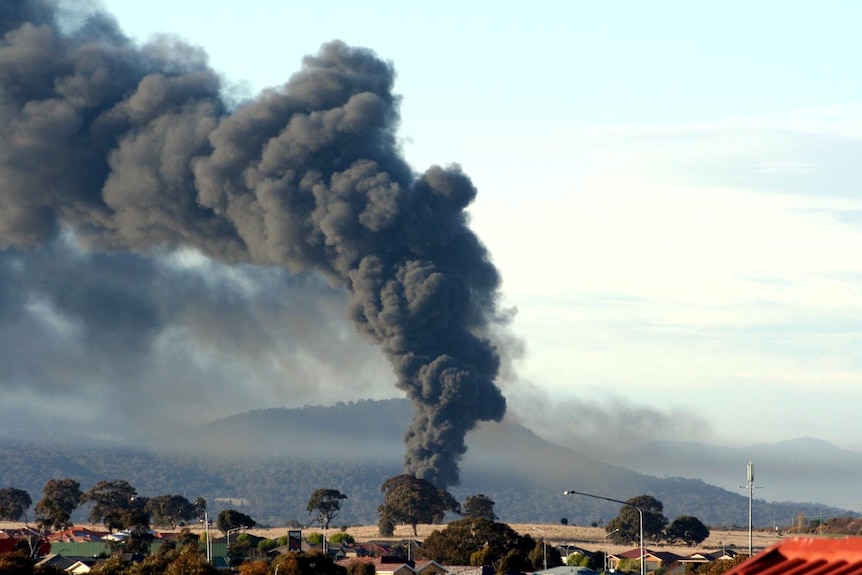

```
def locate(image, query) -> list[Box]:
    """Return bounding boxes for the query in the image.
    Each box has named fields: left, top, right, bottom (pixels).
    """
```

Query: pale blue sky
left=96, top=0, right=862, bottom=453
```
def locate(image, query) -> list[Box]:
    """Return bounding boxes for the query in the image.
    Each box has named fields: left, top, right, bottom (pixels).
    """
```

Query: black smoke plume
left=0, top=1, right=506, bottom=487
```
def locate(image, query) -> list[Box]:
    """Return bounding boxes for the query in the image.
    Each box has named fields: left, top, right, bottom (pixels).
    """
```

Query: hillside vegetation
left=0, top=399, right=848, bottom=528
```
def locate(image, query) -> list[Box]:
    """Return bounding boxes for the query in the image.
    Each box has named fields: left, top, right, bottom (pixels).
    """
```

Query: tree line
left=0, top=473, right=491, bottom=534
left=1, top=479, right=212, bottom=534
left=1, top=435, right=830, bottom=528
left=0, top=474, right=713, bottom=574
left=599, top=494, right=711, bottom=547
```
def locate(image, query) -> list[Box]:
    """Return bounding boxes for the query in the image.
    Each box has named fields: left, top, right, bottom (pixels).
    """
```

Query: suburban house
left=270, top=539, right=410, bottom=561
left=0, top=526, right=50, bottom=556
left=555, top=545, right=594, bottom=562
left=47, top=527, right=110, bottom=543
left=35, top=554, right=86, bottom=572
left=676, top=548, right=740, bottom=568
left=272, top=539, right=348, bottom=560
left=530, top=566, right=599, bottom=575
left=65, top=558, right=100, bottom=574
left=335, top=555, right=450, bottom=575
left=347, top=540, right=401, bottom=557
left=713, top=549, right=741, bottom=561
left=607, top=548, right=683, bottom=573
left=605, top=547, right=746, bottom=574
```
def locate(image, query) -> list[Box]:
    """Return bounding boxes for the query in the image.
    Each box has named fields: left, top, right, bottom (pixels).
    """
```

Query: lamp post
left=532, top=526, right=547, bottom=570
left=604, top=528, right=620, bottom=573
left=197, top=508, right=211, bottom=563
left=227, top=525, right=246, bottom=553
left=564, top=490, right=644, bottom=575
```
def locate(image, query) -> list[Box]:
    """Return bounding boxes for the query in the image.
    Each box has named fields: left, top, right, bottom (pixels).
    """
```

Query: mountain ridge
left=0, top=399, right=853, bottom=528
left=603, top=435, right=862, bottom=510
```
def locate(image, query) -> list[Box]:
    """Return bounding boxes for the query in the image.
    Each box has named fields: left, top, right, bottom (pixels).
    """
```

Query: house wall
left=49, top=542, right=111, bottom=557
left=48, top=540, right=227, bottom=559
left=607, top=554, right=678, bottom=573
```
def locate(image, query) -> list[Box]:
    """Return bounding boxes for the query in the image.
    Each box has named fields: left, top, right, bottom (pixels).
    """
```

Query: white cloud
left=468, top=112, right=862, bottom=449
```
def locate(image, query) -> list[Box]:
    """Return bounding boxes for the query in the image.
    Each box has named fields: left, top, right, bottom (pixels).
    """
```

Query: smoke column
left=0, top=1, right=506, bottom=488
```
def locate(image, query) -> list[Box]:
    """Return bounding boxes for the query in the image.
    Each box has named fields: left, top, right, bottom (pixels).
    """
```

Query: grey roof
left=35, top=554, right=87, bottom=569
left=531, top=567, right=599, bottom=575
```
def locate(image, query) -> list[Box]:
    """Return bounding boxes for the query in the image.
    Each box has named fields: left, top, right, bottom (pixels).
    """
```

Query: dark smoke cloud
left=0, top=232, right=389, bottom=437
left=0, top=13, right=381, bottom=434
left=0, top=1, right=507, bottom=487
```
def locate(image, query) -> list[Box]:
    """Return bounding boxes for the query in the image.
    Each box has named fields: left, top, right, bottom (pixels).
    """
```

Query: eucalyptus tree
left=306, top=488, right=347, bottom=530
left=378, top=474, right=460, bottom=536
left=665, top=515, right=710, bottom=546
left=606, top=495, right=668, bottom=544
left=463, top=493, right=497, bottom=521
left=83, top=479, right=148, bottom=532
left=0, top=487, right=32, bottom=521
left=34, top=478, right=82, bottom=531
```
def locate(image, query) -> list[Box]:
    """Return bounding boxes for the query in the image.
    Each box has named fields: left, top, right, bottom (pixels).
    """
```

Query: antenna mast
left=739, top=460, right=763, bottom=557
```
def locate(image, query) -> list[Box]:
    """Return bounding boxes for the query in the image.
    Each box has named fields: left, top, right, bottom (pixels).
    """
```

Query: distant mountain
left=0, top=400, right=850, bottom=529
left=148, top=398, right=412, bottom=462
left=604, top=437, right=862, bottom=510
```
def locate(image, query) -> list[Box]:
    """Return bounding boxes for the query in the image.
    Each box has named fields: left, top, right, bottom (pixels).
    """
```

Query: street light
left=532, top=526, right=547, bottom=570
left=227, top=525, right=247, bottom=552
left=564, top=490, right=644, bottom=575
left=196, top=504, right=211, bottom=564
left=604, top=528, right=620, bottom=573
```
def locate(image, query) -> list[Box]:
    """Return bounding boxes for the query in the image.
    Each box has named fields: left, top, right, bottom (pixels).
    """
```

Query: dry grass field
left=0, top=520, right=786, bottom=557
left=159, top=522, right=782, bottom=555
left=316, top=523, right=782, bottom=556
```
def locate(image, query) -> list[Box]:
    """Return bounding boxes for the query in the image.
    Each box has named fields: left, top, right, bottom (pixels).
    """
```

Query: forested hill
left=0, top=399, right=844, bottom=528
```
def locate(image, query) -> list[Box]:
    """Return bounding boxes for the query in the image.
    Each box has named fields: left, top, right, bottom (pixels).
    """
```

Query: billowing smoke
left=0, top=1, right=507, bottom=487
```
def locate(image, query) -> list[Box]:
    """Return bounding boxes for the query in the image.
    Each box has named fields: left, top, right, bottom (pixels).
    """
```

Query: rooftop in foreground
left=725, top=537, right=862, bottom=575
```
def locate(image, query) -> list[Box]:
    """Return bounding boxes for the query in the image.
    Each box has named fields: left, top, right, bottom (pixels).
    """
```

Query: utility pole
left=739, top=461, right=763, bottom=558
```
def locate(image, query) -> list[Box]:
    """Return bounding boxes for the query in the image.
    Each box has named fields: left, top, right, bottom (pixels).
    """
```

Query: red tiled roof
left=726, top=537, right=862, bottom=575
left=46, top=525, right=109, bottom=542
left=611, top=548, right=682, bottom=561
left=612, top=548, right=644, bottom=560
